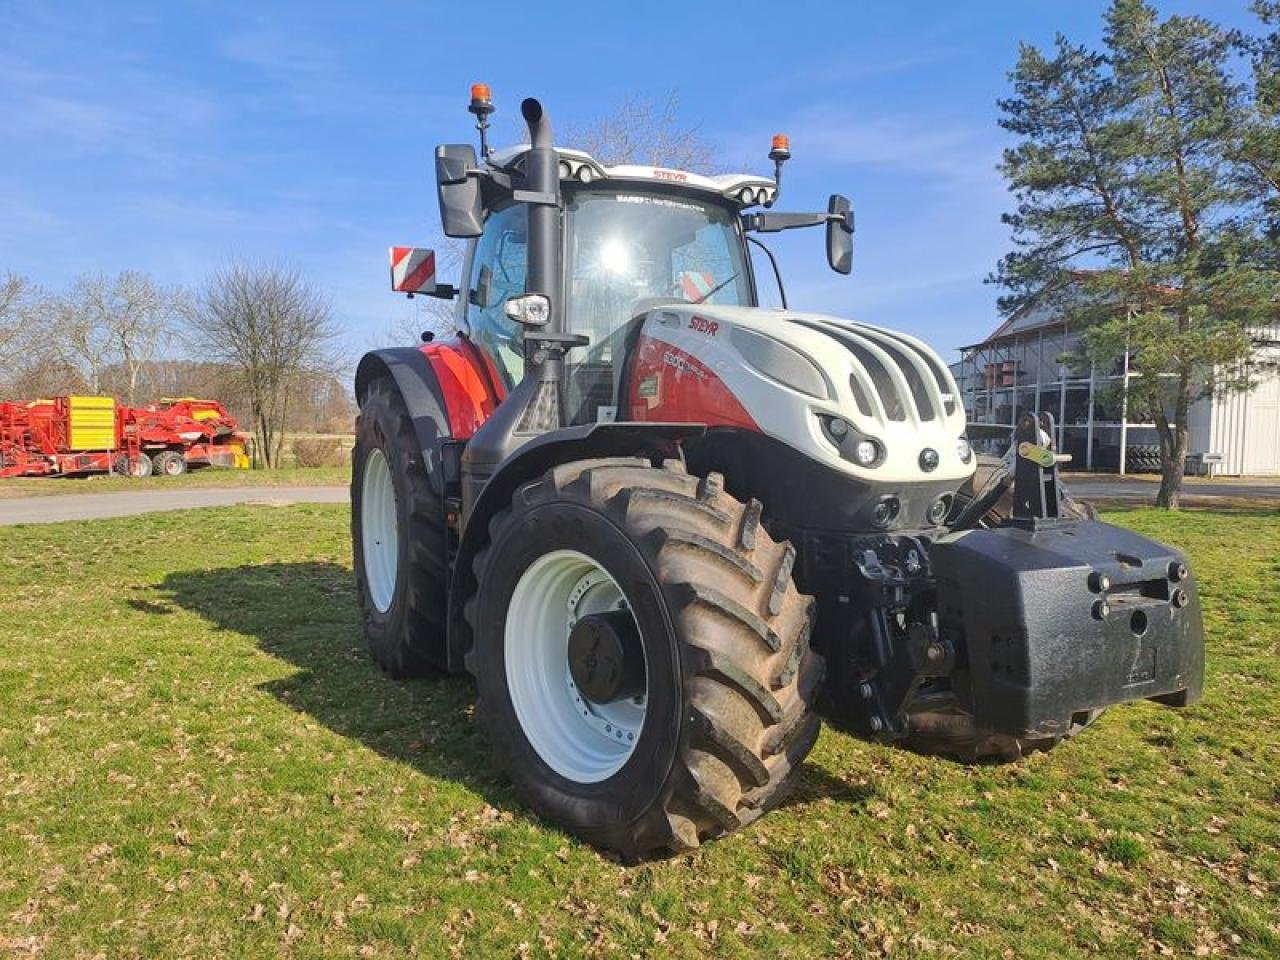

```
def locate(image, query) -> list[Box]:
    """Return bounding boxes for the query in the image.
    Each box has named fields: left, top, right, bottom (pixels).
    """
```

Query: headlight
left=819, top=415, right=883, bottom=468
left=957, top=435, right=973, bottom=463
left=503, top=293, right=551, bottom=327
left=854, top=439, right=879, bottom=467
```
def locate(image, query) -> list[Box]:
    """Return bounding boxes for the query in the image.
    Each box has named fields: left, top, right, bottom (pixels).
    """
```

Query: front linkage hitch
left=840, top=410, right=1204, bottom=742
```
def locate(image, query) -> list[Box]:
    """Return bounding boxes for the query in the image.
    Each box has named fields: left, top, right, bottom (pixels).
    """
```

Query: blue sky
left=0, top=1, right=1263, bottom=362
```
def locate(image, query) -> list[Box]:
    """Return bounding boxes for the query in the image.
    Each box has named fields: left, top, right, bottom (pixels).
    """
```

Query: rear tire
left=152, top=450, right=187, bottom=477
left=351, top=376, right=447, bottom=677
left=904, top=452, right=1103, bottom=762
left=466, top=458, right=822, bottom=859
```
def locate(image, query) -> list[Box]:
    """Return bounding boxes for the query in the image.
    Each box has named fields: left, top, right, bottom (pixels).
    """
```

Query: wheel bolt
left=1091, top=599, right=1110, bottom=620
left=1168, top=562, right=1188, bottom=582
left=869, top=716, right=883, bottom=732
left=1172, top=588, right=1189, bottom=609
left=1088, top=571, right=1111, bottom=593
left=859, top=683, right=874, bottom=700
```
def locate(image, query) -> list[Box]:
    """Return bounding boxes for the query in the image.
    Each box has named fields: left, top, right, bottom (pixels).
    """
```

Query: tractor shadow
left=158, top=561, right=509, bottom=807
left=158, top=561, right=872, bottom=839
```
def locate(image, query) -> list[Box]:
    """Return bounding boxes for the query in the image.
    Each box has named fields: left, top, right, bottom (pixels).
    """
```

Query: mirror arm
left=742, top=211, right=839, bottom=233
left=480, top=167, right=511, bottom=191
left=406, top=284, right=457, bottom=302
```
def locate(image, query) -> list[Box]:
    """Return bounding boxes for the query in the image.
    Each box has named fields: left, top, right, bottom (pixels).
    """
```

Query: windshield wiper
left=691, top=272, right=739, bottom=305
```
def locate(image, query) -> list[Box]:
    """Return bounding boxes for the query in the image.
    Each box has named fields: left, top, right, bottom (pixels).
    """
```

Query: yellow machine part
left=159, top=396, right=221, bottom=420
left=67, top=396, right=117, bottom=451
left=210, top=441, right=250, bottom=470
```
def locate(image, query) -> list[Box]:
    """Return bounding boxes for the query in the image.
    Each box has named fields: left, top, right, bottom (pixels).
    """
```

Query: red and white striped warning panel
left=389, top=246, right=437, bottom=294
left=679, top=270, right=716, bottom=301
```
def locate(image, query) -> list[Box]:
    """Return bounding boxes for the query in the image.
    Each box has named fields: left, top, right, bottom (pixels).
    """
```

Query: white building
left=951, top=282, right=1280, bottom=476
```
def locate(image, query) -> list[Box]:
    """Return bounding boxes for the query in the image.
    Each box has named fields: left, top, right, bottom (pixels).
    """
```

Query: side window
left=465, top=204, right=528, bottom=387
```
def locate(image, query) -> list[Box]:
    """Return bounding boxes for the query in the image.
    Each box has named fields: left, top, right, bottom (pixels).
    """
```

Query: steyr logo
left=688, top=316, right=719, bottom=336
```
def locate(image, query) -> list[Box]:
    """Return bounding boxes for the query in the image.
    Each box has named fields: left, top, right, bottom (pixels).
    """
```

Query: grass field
left=0, top=466, right=348, bottom=500
left=0, top=505, right=1276, bottom=958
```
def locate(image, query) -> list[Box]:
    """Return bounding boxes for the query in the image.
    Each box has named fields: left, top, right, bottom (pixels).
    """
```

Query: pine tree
left=995, top=0, right=1278, bottom=508
left=1236, top=1, right=1280, bottom=259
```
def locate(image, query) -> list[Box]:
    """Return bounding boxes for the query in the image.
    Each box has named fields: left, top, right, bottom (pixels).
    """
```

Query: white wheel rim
left=361, top=448, right=399, bottom=613
left=505, top=549, right=647, bottom=783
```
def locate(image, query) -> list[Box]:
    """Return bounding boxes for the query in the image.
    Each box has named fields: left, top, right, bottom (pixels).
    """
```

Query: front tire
left=467, top=458, right=822, bottom=859
left=351, top=376, right=447, bottom=677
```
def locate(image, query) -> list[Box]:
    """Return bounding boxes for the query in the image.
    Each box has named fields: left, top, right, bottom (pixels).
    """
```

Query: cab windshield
left=565, top=189, right=752, bottom=346
left=561, top=188, right=752, bottom=423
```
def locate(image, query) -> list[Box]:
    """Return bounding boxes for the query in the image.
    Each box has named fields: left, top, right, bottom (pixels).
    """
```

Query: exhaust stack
left=520, top=98, right=563, bottom=334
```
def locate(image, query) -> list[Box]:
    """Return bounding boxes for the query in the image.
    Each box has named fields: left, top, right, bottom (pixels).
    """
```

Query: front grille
left=792, top=318, right=957, bottom=426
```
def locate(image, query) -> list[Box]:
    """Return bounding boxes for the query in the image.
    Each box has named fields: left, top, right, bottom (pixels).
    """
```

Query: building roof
left=963, top=270, right=1183, bottom=352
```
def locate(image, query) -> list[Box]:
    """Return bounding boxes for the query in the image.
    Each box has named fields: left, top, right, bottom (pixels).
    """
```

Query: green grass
left=0, top=505, right=1277, bottom=958
left=0, top=466, right=347, bottom=499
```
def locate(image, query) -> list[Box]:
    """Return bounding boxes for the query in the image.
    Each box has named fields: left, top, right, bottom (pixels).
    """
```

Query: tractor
left=350, top=87, right=1205, bottom=858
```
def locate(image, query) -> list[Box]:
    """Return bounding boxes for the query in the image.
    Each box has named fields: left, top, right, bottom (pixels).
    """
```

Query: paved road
left=0, top=486, right=349, bottom=526
left=1, top=475, right=1276, bottom=526
left=1070, top=476, right=1280, bottom=502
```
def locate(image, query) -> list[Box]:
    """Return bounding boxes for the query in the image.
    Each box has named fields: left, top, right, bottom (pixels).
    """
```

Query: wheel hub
left=568, top=610, right=645, bottom=704
left=505, top=550, right=648, bottom=783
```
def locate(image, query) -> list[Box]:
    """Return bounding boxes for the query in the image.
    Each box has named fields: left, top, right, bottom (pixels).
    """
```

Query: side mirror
left=826, top=194, right=854, bottom=275
left=435, top=144, right=484, bottom=238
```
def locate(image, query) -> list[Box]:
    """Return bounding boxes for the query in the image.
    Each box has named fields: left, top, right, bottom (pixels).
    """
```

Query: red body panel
left=421, top=338, right=506, bottom=438
left=626, top=335, right=759, bottom=430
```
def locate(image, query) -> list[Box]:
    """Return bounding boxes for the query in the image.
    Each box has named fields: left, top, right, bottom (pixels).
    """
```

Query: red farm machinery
left=0, top=395, right=251, bottom=479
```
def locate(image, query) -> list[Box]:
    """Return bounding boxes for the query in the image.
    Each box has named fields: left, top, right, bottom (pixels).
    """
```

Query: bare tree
left=188, top=261, right=341, bottom=468
left=49, top=276, right=115, bottom=394
left=84, top=272, right=185, bottom=404
left=563, top=91, right=716, bottom=173
left=0, top=272, right=34, bottom=374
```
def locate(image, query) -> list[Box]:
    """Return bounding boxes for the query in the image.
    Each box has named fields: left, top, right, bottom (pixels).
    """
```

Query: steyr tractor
left=350, top=87, right=1205, bottom=858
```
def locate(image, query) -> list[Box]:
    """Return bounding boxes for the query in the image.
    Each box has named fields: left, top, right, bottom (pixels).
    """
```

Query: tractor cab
left=392, top=86, right=853, bottom=434
left=466, top=181, right=758, bottom=425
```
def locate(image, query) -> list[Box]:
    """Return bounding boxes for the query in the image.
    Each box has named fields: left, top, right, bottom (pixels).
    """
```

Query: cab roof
left=485, top=144, right=778, bottom=209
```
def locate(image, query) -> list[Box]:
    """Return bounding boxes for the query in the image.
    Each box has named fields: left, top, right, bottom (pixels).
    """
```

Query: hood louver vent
left=790, top=318, right=957, bottom=427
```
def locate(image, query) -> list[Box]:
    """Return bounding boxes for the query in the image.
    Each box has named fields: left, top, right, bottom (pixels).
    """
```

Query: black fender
left=354, top=348, right=451, bottom=494
left=444, top=421, right=705, bottom=672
